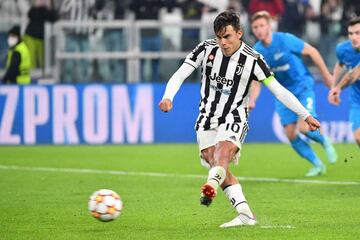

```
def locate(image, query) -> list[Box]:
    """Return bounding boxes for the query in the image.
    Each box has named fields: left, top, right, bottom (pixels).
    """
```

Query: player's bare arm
left=328, top=65, right=360, bottom=105
left=302, top=43, right=335, bottom=88
left=249, top=81, right=261, bottom=111
left=333, top=62, right=344, bottom=82
left=328, top=62, right=345, bottom=105
left=346, top=65, right=360, bottom=85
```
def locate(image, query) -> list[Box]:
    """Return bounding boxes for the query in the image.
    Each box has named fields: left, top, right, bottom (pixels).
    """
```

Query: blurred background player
left=328, top=17, right=360, bottom=148
left=250, top=11, right=338, bottom=177
left=159, top=10, right=321, bottom=228
left=1, top=25, right=31, bottom=84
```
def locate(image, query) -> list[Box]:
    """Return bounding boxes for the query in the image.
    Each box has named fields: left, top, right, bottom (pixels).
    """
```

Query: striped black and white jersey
left=184, top=39, right=273, bottom=131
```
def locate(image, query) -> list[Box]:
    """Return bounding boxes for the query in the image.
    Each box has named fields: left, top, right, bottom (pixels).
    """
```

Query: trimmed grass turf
left=0, top=144, right=359, bottom=240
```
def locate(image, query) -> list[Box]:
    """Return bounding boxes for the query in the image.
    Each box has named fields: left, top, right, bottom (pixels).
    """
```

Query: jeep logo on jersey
left=209, top=73, right=234, bottom=87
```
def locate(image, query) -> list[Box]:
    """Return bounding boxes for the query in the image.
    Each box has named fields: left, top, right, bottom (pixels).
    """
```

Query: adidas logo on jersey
left=209, top=73, right=234, bottom=87
left=230, top=136, right=237, bottom=141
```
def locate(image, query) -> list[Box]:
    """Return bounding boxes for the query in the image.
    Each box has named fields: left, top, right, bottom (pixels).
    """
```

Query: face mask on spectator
left=8, top=36, right=19, bottom=47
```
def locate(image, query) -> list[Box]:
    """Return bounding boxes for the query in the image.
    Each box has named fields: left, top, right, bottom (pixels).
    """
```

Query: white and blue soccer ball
left=88, top=189, right=123, bottom=222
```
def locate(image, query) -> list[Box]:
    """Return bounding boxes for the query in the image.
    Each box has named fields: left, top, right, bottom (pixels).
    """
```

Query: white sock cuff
left=207, top=166, right=226, bottom=187
left=224, top=184, right=245, bottom=201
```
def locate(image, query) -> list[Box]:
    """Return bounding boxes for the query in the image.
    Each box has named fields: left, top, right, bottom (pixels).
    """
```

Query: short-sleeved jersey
left=335, top=40, right=360, bottom=106
left=184, top=39, right=273, bottom=131
left=253, top=32, right=314, bottom=95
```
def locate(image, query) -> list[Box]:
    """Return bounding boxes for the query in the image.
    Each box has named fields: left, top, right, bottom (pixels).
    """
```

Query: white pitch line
left=0, top=164, right=359, bottom=186
left=259, top=225, right=295, bottom=229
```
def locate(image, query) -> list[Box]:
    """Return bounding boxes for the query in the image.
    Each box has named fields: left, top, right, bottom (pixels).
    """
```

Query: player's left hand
left=248, top=99, right=256, bottom=111
left=305, top=115, right=321, bottom=131
left=328, top=87, right=341, bottom=105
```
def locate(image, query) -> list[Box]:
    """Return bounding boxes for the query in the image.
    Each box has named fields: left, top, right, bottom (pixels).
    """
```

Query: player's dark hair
left=213, top=10, right=241, bottom=35
left=251, top=10, right=271, bottom=23
left=347, top=16, right=360, bottom=27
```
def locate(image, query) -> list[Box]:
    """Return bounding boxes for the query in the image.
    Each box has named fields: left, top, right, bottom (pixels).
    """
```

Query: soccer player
left=250, top=11, right=338, bottom=177
left=328, top=16, right=360, bottom=147
left=159, top=11, right=320, bottom=228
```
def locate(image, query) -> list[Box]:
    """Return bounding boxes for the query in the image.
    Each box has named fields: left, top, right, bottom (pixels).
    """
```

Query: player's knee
left=284, top=124, right=298, bottom=140
left=214, top=142, right=237, bottom=165
left=354, top=129, right=360, bottom=146
left=200, top=157, right=211, bottom=169
left=201, top=149, right=211, bottom=161
left=355, top=137, right=360, bottom=146
left=201, top=148, right=215, bottom=166
left=285, top=130, right=298, bottom=141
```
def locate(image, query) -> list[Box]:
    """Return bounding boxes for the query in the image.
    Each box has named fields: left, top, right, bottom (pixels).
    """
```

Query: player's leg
left=200, top=146, right=215, bottom=168
left=350, top=106, right=360, bottom=148
left=197, top=129, right=217, bottom=168
left=299, top=120, right=337, bottom=164
left=201, top=119, right=250, bottom=202
left=219, top=170, right=256, bottom=228
left=197, top=130, right=222, bottom=206
left=200, top=141, right=234, bottom=206
left=277, top=101, right=326, bottom=176
left=219, top=121, right=256, bottom=227
left=298, top=92, right=337, bottom=163
left=199, top=120, right=247, bottom=206
left=285, top=123, right=326, bottom=176
left=198, top=146, right=218, bottom=206
left=354, top=128, right=360, bottom=148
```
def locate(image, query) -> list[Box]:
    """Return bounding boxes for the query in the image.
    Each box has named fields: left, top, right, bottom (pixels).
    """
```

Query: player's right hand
left=159, top=99, right=173, bottom=112
left=248, top=99, right=256, bottom=111
left=305, top=115, right=321, bottom=131
left=328, top=87, right=341, bottom=105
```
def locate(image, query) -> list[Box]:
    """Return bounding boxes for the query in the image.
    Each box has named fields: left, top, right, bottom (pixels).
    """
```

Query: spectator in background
left=279, top=0, right=315, bottom=38
left=94, top=0, right=129, bottom=83
left=319, top=0, right=343, bottom=68
left=129, top=0, right=165, bottom=82
left=179, top=0, right=205, bottom=51
left=24, top=0, right=59, bottom=69
left=1, top=26, right=31, bottom=84
left=340, top=0, right=360, bottom=36
left=227, top=0, right=241, bottom=12
left=248, top=0, right=285, bottom=30
left=227, top=0, right=250, bottom=42
left=178, top=0, right=205, bottom=82
left=58, top=0, right=96, bottom=83
left=0, top=0, right=30, bottom=69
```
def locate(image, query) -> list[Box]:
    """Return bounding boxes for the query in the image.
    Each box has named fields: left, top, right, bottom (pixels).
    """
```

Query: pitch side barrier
left=0, top=83, right=352, bottom=145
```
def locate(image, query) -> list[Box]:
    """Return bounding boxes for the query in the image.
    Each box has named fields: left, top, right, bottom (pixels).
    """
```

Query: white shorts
left=196, top=121, right=249, bottom=168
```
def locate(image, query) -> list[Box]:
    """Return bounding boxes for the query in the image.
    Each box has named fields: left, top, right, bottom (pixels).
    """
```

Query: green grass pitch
left=0, top=144, right=359, bottom=240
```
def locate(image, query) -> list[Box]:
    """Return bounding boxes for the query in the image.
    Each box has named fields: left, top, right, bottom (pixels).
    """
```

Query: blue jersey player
left=250, top=11, right=338, bottom=176
left=329, top=17, right=360, bottom=148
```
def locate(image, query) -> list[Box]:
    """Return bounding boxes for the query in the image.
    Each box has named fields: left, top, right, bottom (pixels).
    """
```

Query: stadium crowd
left=0, top=0, right=359, bottom=83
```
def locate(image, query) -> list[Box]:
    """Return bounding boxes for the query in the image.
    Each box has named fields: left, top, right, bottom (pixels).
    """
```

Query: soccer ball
left=88, top=189, right=123, bottom=222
